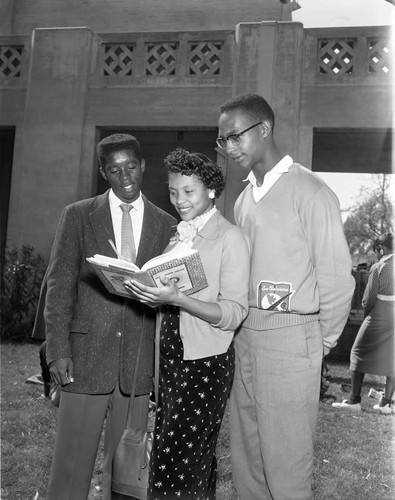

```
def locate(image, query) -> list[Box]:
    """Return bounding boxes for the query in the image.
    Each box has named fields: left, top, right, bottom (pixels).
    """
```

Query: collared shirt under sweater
left=235, top=159, right=355, bottom=353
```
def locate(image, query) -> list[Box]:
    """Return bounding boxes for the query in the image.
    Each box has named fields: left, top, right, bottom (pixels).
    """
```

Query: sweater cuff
left=211, top=301, right=245, bottom=332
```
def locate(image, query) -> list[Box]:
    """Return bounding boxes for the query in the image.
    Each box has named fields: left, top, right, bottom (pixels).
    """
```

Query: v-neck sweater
left=235, top=163, right=355, bottom=353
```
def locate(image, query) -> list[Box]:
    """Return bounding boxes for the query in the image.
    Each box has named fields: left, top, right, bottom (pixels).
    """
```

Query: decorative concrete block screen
left=102, top=40, right=224, bottom=78
left=318, top=39, right=356, bottom=75
left=304, top=26, right=392, bottom=84
left=96, top=32, right=233, bottom=86
left=0, top=26, right=391, bottom=87
left=145, top=42, right=178, bottom=76
left=103, top=44, right=135, bottom=76
left=368, top=37, right=390, bottom=74
left=0, top=45, right=24, bottom=77
left=318, top=37, right=390, bottom=75
left=188, top=41, right=223, bottom=75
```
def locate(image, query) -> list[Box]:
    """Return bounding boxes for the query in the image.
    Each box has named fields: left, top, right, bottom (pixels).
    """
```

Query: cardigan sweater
left=235, top=163, right=355, bottom=354
left=164, top=210, right=250, bottom=360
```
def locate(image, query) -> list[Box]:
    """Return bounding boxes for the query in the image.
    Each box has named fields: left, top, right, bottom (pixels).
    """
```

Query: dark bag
left=112, top=313, right=161, bottom=499
left=112, top=426, right=153, bottom=499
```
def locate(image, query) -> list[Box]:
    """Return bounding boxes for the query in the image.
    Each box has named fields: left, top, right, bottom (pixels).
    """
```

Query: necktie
left=120, top=203, right=137, bottom=263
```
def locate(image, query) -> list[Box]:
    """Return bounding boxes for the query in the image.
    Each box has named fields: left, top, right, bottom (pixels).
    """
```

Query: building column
left=220, top=21, right=304, bottom=221
left=7, top=27, right=93, bottom=259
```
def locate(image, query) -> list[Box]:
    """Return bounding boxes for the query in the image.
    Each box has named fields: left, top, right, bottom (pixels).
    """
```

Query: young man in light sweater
left=217, top=93, right=355, bottom=500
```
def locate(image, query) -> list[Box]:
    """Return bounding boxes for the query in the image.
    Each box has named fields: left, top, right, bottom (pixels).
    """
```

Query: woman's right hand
left=124, top=276, right=182, bottom=307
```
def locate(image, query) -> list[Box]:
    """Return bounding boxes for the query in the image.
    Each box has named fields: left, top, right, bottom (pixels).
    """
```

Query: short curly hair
left=164, top=148, right=226, bottom=198
left=97, top=133, right=142, bottom=168
left=219, top=93, right=275, bottom=131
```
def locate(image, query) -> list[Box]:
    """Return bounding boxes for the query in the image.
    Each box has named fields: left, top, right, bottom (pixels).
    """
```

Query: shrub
left=1, top=245, right=46, bottom=339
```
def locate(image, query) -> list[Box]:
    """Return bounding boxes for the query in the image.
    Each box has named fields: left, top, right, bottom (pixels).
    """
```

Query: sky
left=292, top=0, right=394, bottom=218
left=293, top=0, right=394, bottom=28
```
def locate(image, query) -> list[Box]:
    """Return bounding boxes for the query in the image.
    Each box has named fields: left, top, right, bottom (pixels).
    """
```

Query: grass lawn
left=1, top=340, right=394, bottom=500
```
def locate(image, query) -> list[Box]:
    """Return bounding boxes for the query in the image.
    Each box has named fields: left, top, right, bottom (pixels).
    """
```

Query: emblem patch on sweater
left=257, top=281, right=294, bottom=312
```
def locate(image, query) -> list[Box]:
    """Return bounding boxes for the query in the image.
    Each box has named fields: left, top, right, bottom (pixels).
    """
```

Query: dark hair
left=97, top=133, right=142, bottom=168
left=219, top=93, right=275, bottom=130
left=373, top=232, right=393, bottom=252
left=164, top=148, right=226, bottom=198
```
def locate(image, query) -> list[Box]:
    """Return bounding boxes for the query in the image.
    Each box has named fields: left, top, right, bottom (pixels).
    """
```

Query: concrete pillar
left=7, top=27, right=93, bottom=259
left=271, top=22, right=304, bottom=160
left=220, top=21, right=304, bottom=221
left=298, top=125, right=314, bottom=168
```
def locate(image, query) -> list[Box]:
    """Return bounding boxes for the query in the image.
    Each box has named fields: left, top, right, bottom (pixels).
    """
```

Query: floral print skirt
left=148, top=306, right=235, bottom=500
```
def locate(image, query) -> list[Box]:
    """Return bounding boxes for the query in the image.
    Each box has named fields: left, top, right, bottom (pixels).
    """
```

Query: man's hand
left=49, top=357, right=74, bottom=386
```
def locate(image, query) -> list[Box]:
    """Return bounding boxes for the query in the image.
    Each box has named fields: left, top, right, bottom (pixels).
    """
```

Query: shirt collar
left=245, top=155, right=293, bottom=187
left=381, top=253, right=393, bottom=262
left=109, top=189, right=143, bottom=211
left=190, top=205, right=217, bottom=232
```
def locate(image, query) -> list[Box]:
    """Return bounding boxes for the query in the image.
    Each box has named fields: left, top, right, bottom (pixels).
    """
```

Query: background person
left=333, top=232, right=394, bottom=414
left=125, top=148, right=250, bottom=500
left=217, top=93, right=355, bottom=500
left=44, top=133, right=176, bottom=500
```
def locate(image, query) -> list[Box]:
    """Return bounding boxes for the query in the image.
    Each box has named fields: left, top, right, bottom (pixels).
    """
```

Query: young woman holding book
left=124, top=148, right=250, bottom=500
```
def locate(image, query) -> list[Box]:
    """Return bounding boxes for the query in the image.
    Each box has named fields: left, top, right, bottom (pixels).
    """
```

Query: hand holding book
left=124, top=267, right=223, bottom=326
left=87, top=245, right=208, bottom=299
left=124, top=274, right=181, bottom=307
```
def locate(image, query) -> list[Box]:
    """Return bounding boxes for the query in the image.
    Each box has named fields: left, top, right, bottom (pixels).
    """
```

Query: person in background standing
left=333, top=232, right=394, bottom=414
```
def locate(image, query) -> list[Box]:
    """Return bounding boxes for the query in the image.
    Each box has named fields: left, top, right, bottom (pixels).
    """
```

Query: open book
left=87, top=248, right=208, bottom=298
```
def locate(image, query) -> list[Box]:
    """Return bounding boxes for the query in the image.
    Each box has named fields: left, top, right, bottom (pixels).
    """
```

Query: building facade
left=0, top=0, right=392, bottom=261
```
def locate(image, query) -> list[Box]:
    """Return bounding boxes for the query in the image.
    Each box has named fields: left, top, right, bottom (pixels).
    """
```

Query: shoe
left=373, top=397, right=393, bottom=415
left=373, top=403, right=393, bottom=414
left=368, top=388, right=384, bottom=399
left=332, top=399, right=361, bottom=411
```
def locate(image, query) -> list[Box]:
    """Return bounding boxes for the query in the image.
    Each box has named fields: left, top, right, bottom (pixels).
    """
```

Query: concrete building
left=0, top=0, right=392, bottom=262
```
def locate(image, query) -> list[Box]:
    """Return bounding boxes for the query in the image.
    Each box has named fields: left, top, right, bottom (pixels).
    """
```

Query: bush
left=1, top=245, right=46, bottom=339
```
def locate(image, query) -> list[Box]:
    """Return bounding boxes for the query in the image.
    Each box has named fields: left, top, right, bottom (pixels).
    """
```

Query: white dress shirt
left=246, top=155, right=293, bottom=202
left=108, top=189, right=145, bottom=254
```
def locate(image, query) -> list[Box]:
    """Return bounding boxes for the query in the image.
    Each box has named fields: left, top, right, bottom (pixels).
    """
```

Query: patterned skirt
left=148, top=306, right=235, bottom=500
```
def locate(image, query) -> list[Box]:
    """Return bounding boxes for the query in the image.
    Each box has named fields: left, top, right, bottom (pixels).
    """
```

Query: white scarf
left=173, top=206, right=217, bottom=247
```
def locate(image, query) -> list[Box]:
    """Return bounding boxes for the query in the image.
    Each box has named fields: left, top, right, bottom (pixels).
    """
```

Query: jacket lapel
left=136, top=196, right=172, bottom=268
left=89, top=190, right=117, bottom=257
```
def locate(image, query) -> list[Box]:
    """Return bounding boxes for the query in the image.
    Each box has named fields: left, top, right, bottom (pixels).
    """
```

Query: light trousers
left=46, top=383, right=149, bottom=500
left=230, top=321, right=323, bottom=500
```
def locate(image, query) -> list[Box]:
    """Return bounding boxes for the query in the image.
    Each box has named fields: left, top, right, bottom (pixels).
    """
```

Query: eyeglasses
left=216, top=121, right=262, bottom=149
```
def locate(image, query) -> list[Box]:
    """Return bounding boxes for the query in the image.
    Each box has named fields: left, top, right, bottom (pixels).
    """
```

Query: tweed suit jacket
left=44, top=190, right=176, bottom=395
